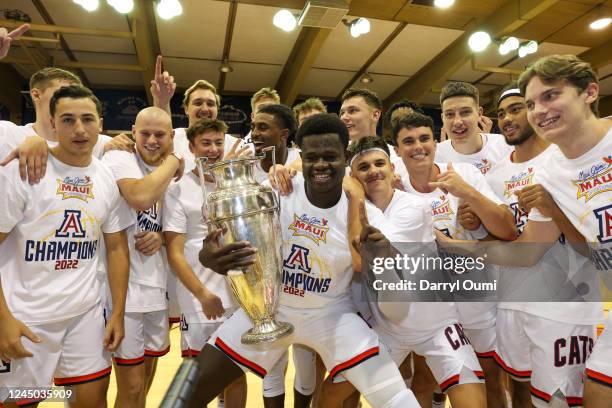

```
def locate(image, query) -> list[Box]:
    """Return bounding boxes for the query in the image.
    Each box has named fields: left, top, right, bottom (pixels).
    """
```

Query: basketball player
left=293, top=98, right=327, bottom=127
left=101, top=107, right=182, bottom=407
left=0, top=85, right=130, bottom=407
left=164, top=118, right=248, bottom=408
left=516, top=55, right=612, bottom=408
left=436, top=82, right=511, bottom=175
left=319, top=136, right=487, bottom=408
left=188, top=114, right=420, bottom=408
left=485, top=83, right=603, bottom=407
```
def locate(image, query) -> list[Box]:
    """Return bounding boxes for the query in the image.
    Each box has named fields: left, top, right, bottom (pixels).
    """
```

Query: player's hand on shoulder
left=517, top=184, right=556, bottom=218
left=197, top=289, right=225, bottom=320
left=269, top=164, right=296, bottom=196
left=199, top=228, right=258, bottom=275
left=0, top=135, right=49, bottom=185
left=0, top=313, right=40, bottom=361
left=134, top=231, right=163, bottom=256
left=457, top=202, right=482, bottom=231
left=103, top=312, right=124, bottom=351
left=103, top=133, right=135, bottom=154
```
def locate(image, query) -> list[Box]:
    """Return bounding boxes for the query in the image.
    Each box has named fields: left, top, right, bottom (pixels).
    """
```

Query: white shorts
left=586, top=324, right=612, bottom=388
left=180, top=314, right=222, bottom=358
left=113, top=310, right=170, bottom=365
left=208, top=298, right=379, bottom=381
left=463, top=325, right=496, bottom=357
left=495, top=309, right=596, bottom=406
left=0, top=303, right=110, bottom=405
left=374, top=322, right=484, bottom=393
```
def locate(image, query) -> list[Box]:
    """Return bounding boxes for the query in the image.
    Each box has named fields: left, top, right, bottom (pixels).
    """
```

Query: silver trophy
left=196, top=147, right=293, bottom=344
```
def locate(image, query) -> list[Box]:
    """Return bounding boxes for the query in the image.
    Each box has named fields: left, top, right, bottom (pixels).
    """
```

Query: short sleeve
left=163, top=184, right=187, bottom=234
left=463, top=164, right=503, bottom=205
left=101, top=150, right=142, bottom=181
left=0, top=163, right=28, bottom=233
left=101, top=180, right=134, bottom=234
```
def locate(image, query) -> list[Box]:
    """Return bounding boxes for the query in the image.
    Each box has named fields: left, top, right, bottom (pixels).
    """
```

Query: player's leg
left=262, top=351, right=287, bottom=408
left=190, top=308, right=288, bottom=406
left=584, top=324, right=612, bottom=408
left=224, top=375, right=247, bottom=408
left=113, top=312, right=146, bottom=407
left=410, top=353, right=438, bottom=407
left=143, top=309, right=170, bottom=398
left=309, top=353, right=327, bottom=408
left=65, top=375, right=110, bottom=408
left=464, top=325, right=503, bottom=407
left=292, top=345, right=316, bottom=408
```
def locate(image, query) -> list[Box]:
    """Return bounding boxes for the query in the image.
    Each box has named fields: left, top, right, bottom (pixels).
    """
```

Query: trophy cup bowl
left=196, top=149, right=293, bottom=344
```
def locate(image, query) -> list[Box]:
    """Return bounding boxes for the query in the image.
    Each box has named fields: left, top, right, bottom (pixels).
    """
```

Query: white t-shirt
left=163, top=171, right=235, bottom=322
left=528, top=129, right=612, bottom=324
left=397, top=161, right=502, bottom=328
left=367, top=190, right=461, bottom=338
left=435, top=133, right=513, bottom=175
left=0, top=121, right=112, bottom=161
left=102, top=150, right=168, bottom=312
left=254, top=147, right=301, bottom=184
left=486, top=147, right=603, bottom=324
left=279, top=173, right=385, bottom=309
left=0, top=154, right=131, bottom=325
left=172, top=128, right=249, bottom=172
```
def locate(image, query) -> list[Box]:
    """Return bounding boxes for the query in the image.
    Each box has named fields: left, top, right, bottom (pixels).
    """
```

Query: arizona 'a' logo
left=283, top=244, right=312, bottom=273
left=573, top=157, right=612, bottom=202
left=594, top=204, right=612, bottom=243
left=55, top=210, right=86, bottom=238
left=56, top=176, right=94, bottom=202
left=431, top=195, right=454, bottom=221
left=504, top=168, right=534, bottom=198
left=288, top=214, right=329, bottom=244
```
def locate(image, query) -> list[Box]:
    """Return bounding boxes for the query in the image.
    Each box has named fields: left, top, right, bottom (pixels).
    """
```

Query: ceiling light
left=434, top=0, right=455, bottom=8
left=518, top=40, right=538, bottom=58
left=157, top=0, right=183, bottom=20
left=107, top=0, right=133, bottom=13
left=273, top=10, right=298, bottom=32
left=498, top=36, right=519, bottom=55
left=590, top=17, right=611, bottom=30
left=73, top=0, right=99, bottom=12
left=468, top=31, right=491, bottom=52
left=360, top=73, right=373, bottom=84
left=347, top=17, right=370, bottom=38
left=219, top=59, right=233, bottom=73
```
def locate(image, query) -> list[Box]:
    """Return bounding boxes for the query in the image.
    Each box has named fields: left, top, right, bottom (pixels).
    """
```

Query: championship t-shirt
left=487, top=147, right=602, bottom=324
left=0, top=154, right=131, bottom=324
left=435, top=133, right=513, bottom=175
left=102, top=150, right=168, bottom=312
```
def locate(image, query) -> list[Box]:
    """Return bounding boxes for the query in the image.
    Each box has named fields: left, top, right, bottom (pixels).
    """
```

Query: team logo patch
left=504, top=168, right=534, bottom=198
left=56, top=176, right=94, bottom=202
left=431, top=195, right=454, bottom=221
left=55, top=210, right=86, bottom=238
left=283, top=244, right=312, bottom=273
left=288, top=214, right=329, bottom=244
left=594, top=204, right=612, bottom=243
left=475, top=159, right=491, bottom=175
left=573, top=157, right=612, bottom=202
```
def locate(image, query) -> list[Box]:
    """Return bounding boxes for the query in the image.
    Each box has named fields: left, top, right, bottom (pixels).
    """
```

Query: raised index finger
left=8, top=24, right=29, bottom=39
left=154, top=55, right=163, bottom=77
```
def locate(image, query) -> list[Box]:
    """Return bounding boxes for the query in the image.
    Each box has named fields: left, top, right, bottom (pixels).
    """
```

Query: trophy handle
left=261, top=146, right=280, bottom=208
left=196, top=156, right=210, bottom=222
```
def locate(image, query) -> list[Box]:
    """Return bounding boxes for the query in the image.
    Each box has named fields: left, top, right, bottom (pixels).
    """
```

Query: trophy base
left=241, top=320, right=294, bottom=344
